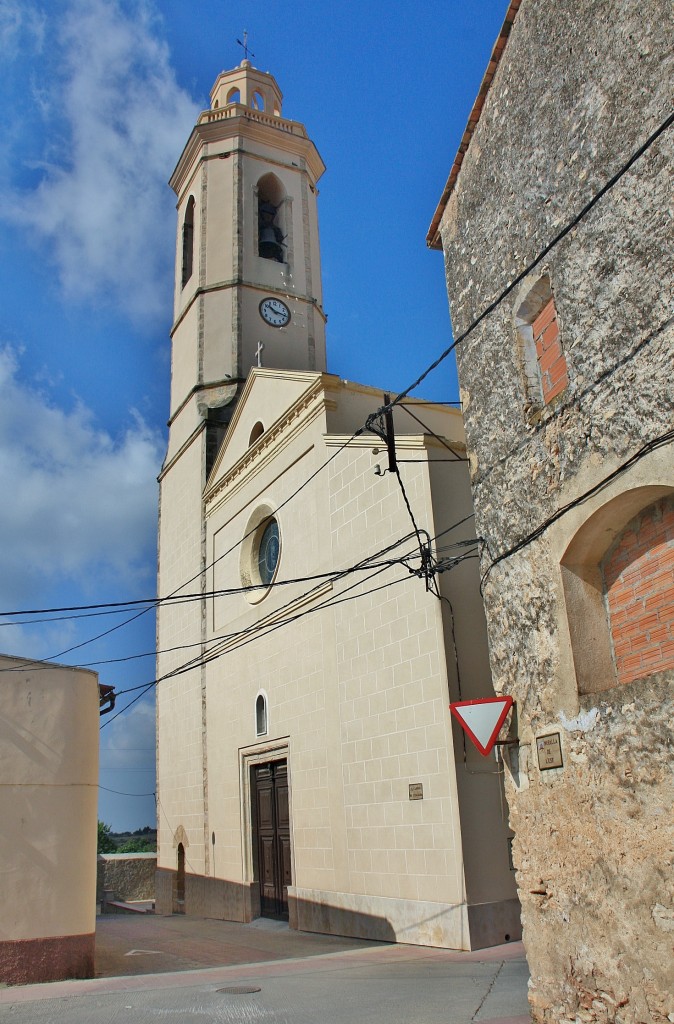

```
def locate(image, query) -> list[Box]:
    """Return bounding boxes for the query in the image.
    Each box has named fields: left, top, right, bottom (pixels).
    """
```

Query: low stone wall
left=97, top=854, right=156, bottom=903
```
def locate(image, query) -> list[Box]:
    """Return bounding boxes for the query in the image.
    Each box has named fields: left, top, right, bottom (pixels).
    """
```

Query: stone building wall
left=97, top=854, right=157, bottom=903
left=433, top=0, right=673, bottom=1020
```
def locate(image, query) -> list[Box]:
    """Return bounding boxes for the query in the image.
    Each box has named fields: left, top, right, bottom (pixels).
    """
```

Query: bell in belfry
left=258, top=202, right=285, bottom=262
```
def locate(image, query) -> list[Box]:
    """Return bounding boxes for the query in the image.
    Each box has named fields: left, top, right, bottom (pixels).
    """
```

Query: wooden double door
left=253, top=761, right=291, bottom=919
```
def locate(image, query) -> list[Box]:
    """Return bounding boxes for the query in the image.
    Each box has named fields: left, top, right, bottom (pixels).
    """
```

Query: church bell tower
left=166, top=59, right=327, bottom=471
left=156, top=63, right=327, bottom=884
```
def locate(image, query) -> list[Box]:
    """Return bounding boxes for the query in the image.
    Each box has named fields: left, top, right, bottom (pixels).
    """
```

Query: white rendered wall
left=0, top=655, right=98, bottom=981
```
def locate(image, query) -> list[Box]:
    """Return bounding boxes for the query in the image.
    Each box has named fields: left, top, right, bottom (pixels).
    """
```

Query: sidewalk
left=0, top=915, right=531, bottom=1023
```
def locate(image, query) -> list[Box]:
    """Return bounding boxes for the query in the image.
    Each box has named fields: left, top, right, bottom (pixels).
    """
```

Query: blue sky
left=0, top=0, right=509, bottom=830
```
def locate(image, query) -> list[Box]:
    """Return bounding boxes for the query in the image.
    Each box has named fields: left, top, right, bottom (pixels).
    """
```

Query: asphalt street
left=0, top=916, right=530, bottom=1023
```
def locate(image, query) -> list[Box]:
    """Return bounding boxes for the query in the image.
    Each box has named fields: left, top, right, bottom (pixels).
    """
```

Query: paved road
left=0, top=916, right=530, bottom=1023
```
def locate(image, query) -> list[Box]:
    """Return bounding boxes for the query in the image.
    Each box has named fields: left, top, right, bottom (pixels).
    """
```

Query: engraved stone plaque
left=536, top=733, right=563, bottom=771
left=409, top=783, right=423, bottom=800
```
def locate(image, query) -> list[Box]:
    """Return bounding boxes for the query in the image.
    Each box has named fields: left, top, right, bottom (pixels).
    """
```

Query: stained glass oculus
left=257, top=519, right=280, bottom=585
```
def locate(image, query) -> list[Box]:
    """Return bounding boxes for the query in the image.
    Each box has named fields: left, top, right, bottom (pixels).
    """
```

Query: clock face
left=259, top=297, right=291, bottom=328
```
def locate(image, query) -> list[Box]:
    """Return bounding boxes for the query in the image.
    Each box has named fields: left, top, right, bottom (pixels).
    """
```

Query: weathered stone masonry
left=431, top=0, right=673, bottom=1021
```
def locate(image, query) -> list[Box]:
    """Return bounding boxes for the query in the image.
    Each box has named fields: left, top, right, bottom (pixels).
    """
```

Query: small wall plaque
left=536, top=733, right=563, bottom=771
left=409, top=783, right=423, bottom=800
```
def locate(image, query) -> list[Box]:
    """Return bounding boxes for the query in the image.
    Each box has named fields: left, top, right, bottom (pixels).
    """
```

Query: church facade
left=155, top=60, right=519, bottom=949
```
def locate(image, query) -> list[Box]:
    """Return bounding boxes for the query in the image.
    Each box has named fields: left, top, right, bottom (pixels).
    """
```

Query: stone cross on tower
left=256, top=342, right=264, bottom=367
left=236, top=30, right=255, bottom=61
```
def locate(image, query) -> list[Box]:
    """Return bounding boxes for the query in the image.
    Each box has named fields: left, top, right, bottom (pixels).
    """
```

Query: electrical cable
left=98, top=785, right=156, bottom=797
left=365, top=110, right=674, bottom=427
left=6, top=427, right=365, bottom=671
left=100, top=681, right=156, bottom=730
left=0, top=556, right=410, bottom=626
left=106, top=536, right=477, bottom=720
left=0, top=607, right=147, bottom=626
left=99, top=543, right=484, bottom=730
left=480, top=428, right=674, bottom=588
left=100, top=567, right=412, bottom=730
left=103, top=532, right=483, bottom=724
left=100, top=530, right=425, bottom=717
left=200, top=562, right=414, bottom=667
left=366, top=408, right=431, bottom=567
left=397, top=403, right=467, bottom=462
left=0, top=557, right=411, bottom=670
left=166, top=538, right=422, bottom=677
left=103, top=530, right=480, bottom=693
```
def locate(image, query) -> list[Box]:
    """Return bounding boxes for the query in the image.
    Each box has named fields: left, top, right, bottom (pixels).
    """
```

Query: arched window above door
left=256, top=692, right=268, bottom=736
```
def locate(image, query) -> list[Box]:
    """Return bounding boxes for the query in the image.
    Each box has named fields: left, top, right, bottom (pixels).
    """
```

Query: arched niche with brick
left=561, top=486, right=674, bottom=695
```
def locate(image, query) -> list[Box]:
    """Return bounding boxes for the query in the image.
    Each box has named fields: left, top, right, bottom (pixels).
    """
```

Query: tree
left=116, top=837, right=156, bottom=853
left=97, top=820, right=116, bottom=854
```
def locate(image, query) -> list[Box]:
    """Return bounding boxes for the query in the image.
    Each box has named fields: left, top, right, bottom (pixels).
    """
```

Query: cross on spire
left=236, top=30, right=255, bottom=62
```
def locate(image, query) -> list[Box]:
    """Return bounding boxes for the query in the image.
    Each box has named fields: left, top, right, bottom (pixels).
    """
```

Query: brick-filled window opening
left=532, top=297, right=568, bottom=403
left=515, top=276, right=568, bottom=408
left=601, top=497, right=674, bottom=686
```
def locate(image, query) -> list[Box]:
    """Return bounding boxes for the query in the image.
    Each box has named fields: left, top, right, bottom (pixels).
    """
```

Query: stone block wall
left=97, top=854, right=157, bottom=903
left=434, top=0, right=674, bottom=1019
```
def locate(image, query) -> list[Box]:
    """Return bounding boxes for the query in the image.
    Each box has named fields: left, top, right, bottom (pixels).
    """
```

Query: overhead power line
left=15, top=106, right=672, bottom=686
left=8, top=428, right=365, bottom=671
left=0, top=557, right=411, bottom=629
left=365, top=110, right=674, bottom=427
left=103, top=550, right=479, bottom=731
left=100, top=530, right=423, bottom=721
left=98, top=784, right=155, bottom=797
left=480, top=428, right=674, bottom=588
left=101, top=516, right=481, bottom=727
left=397, top=404, right=467, bottom=462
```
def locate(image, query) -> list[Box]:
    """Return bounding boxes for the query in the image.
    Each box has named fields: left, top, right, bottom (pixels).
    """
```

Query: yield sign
left=449, top=696, right=514, bottom=756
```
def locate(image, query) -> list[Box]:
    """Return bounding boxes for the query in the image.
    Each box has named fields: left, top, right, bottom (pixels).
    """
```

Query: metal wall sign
left=536, top=733, right=563, bottom=771
left=409, top=783, right=423, bottom=800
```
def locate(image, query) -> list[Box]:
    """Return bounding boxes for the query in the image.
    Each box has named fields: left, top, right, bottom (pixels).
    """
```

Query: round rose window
left=257, top=518, right=280, bottom=586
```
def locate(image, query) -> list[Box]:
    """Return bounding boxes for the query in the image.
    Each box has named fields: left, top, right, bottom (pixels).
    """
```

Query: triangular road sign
left=449, top=696, right=514, bottom=756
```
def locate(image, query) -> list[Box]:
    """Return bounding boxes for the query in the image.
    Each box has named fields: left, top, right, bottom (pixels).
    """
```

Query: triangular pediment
left=204, top=368, right=325, bottom=497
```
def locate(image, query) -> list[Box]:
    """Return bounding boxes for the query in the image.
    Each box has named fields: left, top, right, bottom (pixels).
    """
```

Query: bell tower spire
left=167, top=59, right=327, bottom=446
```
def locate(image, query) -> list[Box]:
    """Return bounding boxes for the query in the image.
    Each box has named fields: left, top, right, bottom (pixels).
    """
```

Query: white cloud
left=0, top=0, right=45, bottom=54
left=0, top=346, right=164, bottom=607
left=2, top=0, right=199, bottom=326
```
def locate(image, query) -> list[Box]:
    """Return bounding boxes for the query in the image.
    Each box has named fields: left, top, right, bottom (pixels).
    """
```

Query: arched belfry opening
left=257, top=173, right=287, bottom=264
left=181, top=196, right=195, bottom=288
